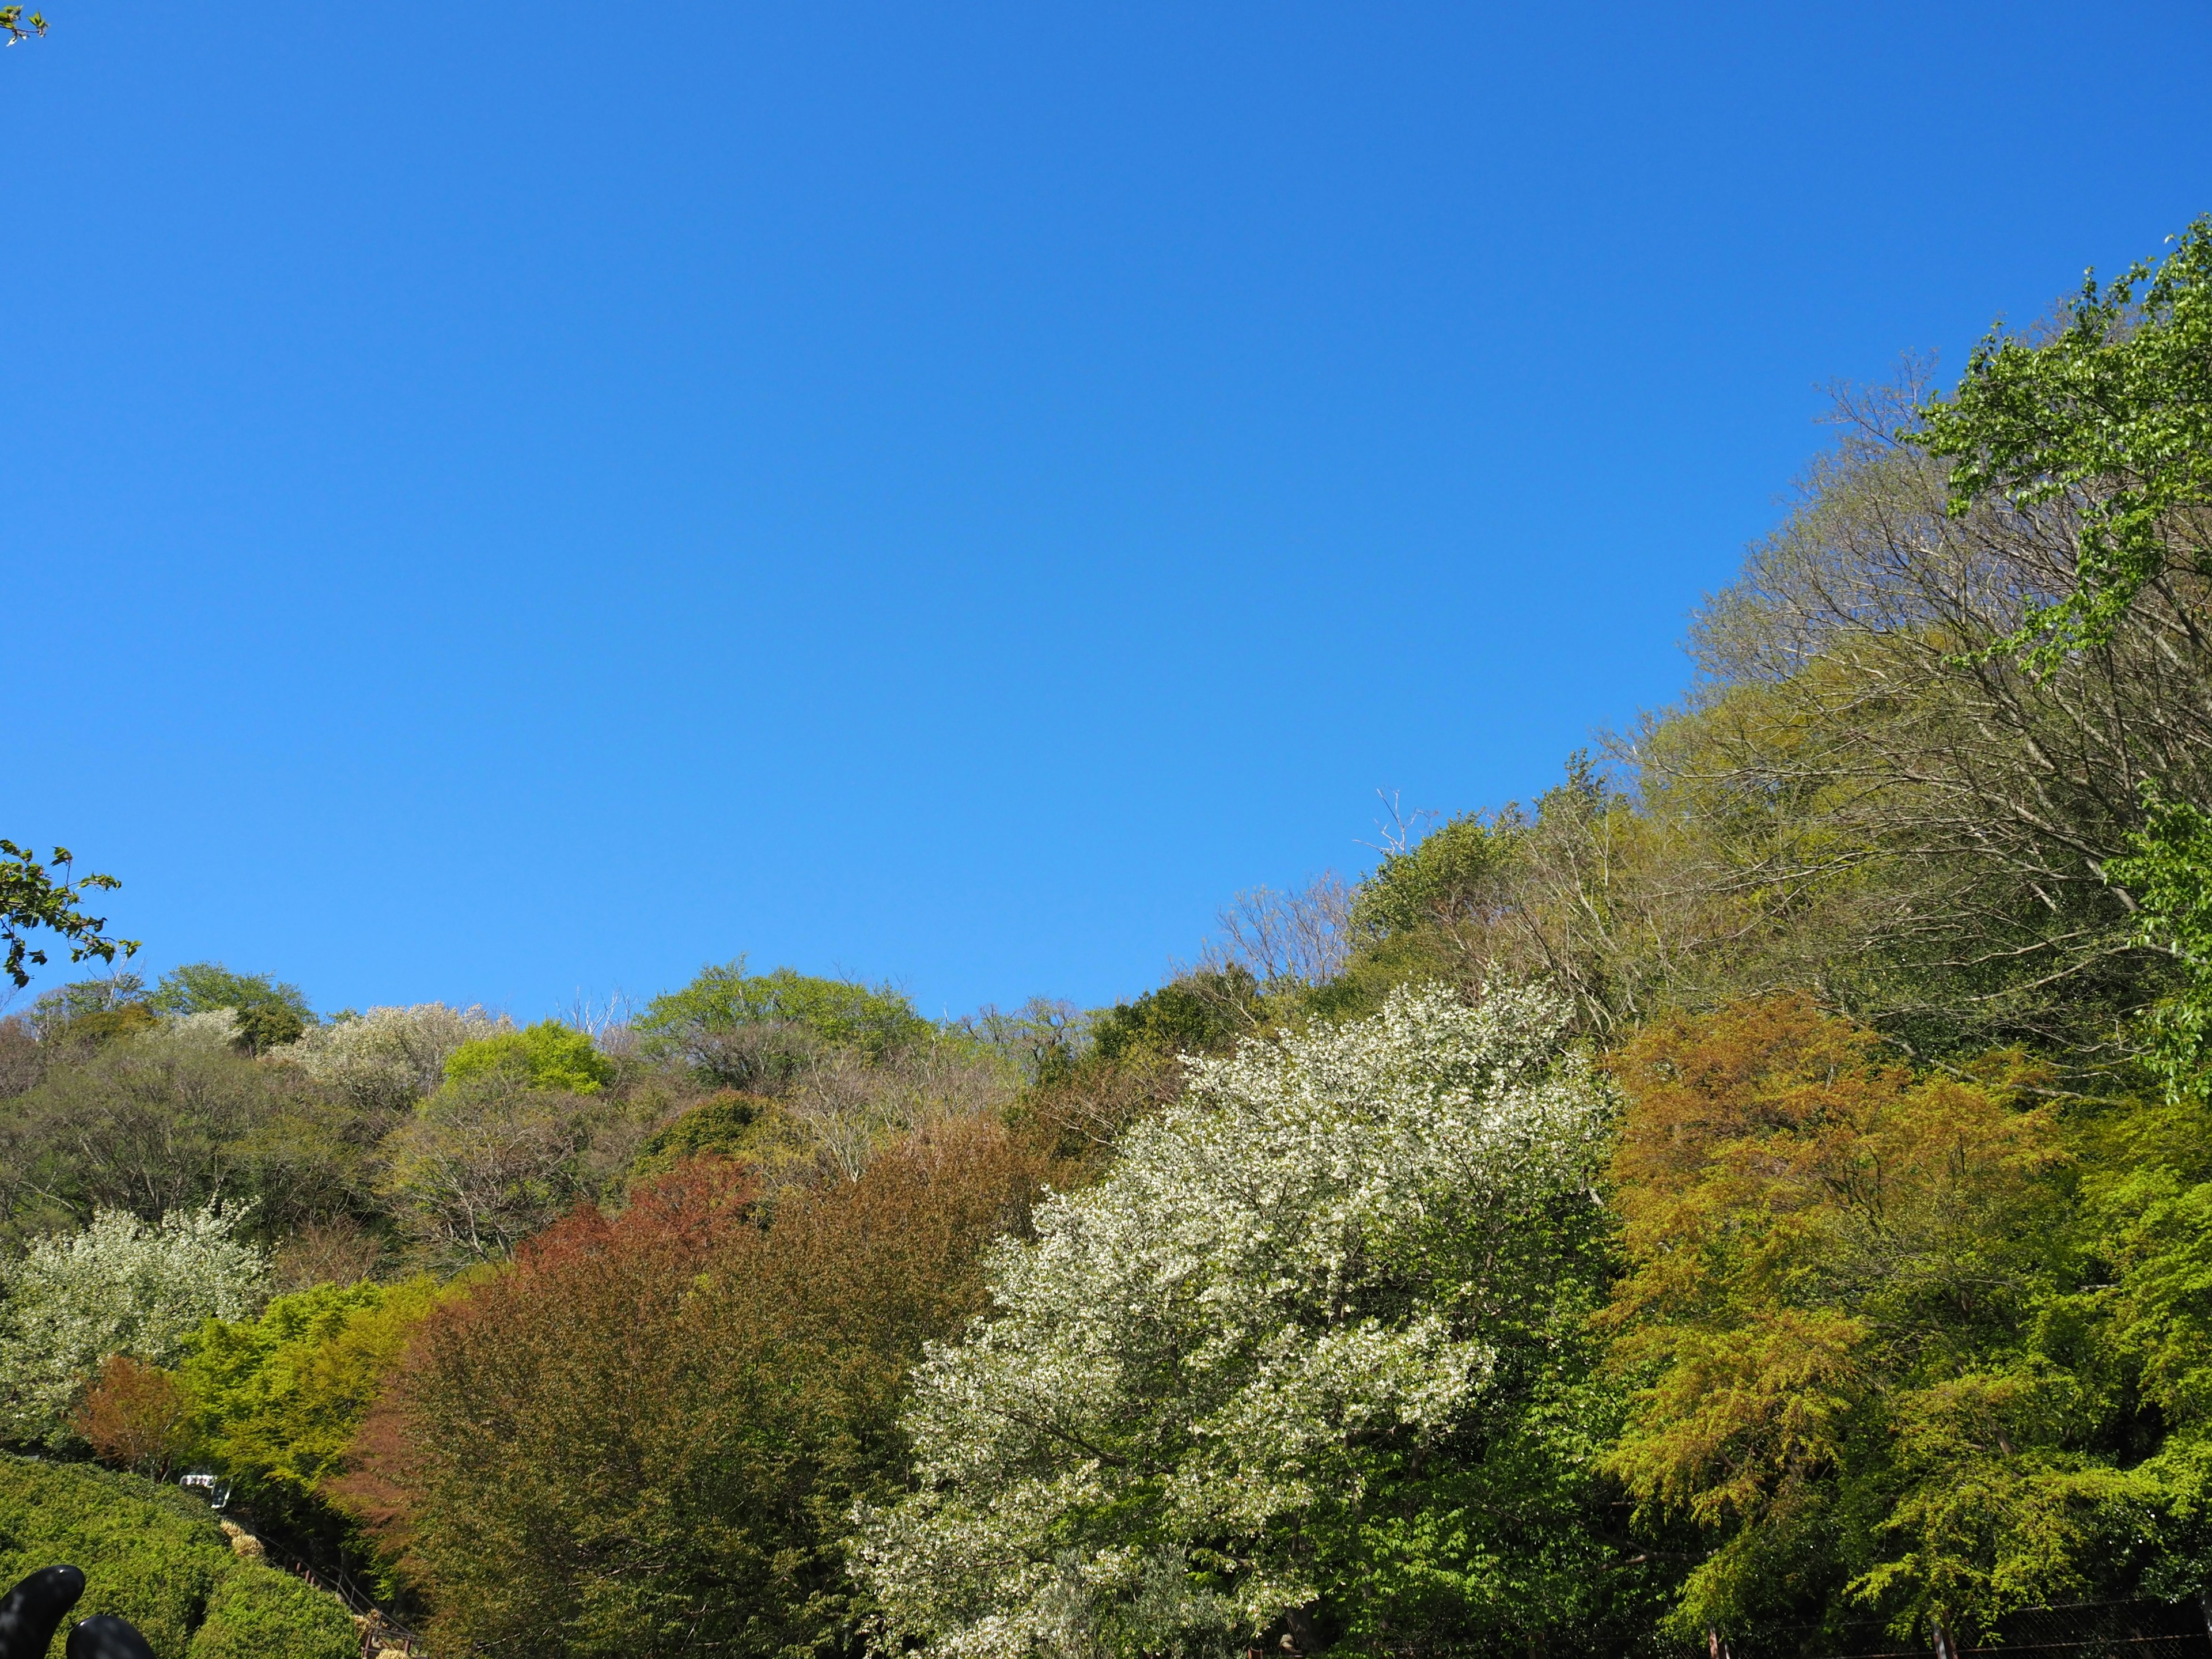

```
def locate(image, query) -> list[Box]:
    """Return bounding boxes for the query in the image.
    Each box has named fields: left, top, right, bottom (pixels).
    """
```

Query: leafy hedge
left=186, top=1567, right=359, bottom=1659
left=0, top=1453, right=354, bottom=1659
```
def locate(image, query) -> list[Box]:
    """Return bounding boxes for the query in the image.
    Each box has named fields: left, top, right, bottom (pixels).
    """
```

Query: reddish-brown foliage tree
left=74, top=1353, right=194, bottom=1479
left=336, top=1118, right=1050, bottom=1659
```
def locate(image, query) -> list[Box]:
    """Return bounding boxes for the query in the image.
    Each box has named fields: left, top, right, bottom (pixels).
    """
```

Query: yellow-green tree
left=1600, top=996, right=2130, bottom=1648
left=176, top=1276, right=449, bottom=1536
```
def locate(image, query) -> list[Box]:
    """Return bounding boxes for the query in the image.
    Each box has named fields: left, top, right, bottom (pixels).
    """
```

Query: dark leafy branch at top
left=0, top=843, right=137, bottom=989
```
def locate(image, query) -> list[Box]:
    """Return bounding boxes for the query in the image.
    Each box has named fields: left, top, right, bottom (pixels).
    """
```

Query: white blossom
left=0, top=1201, right=268, bottom=1446
left=164, top=1008, right=243, bottom=1048
left=271, top=1002, right=510, bottom=1114
left=853, top=981, right=1612, bottom=1659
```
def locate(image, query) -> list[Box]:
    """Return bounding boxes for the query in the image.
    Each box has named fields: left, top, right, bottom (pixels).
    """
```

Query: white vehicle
left=176, top=1472, right=231, bottom=1512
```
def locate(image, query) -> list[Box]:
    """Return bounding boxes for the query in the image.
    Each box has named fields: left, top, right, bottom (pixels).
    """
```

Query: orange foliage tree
left=336, top=1116, right=1051, bottom=1659
left=1597, top=994, right=2131, bottom=1648
left=73, top=1354, right=194, bottom=1479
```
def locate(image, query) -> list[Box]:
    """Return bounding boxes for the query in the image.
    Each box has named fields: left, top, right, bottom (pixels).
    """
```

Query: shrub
left=0, top=1451, right=352, bottom=1659
left=74, top=1355, right=194, bottom=1478
left=186, top=1562, right=357, bottom=1659
left=342, top=1120, right=1051, bottom=1659
left=624, top=1089, right=766, bottom=1179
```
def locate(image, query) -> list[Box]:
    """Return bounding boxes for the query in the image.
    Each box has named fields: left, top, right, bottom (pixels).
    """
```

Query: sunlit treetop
left=1916, top=217, right=2212, bottom=672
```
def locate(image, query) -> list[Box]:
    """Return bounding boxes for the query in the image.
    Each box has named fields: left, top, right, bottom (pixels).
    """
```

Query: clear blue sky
left=6, top=3, right=2209, bottom=1021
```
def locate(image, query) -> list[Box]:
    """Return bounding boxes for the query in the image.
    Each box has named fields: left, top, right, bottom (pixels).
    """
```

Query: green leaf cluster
left=1087, top=967, right=1262, bottom=1063
left=2109, top=785, right=2212, bottom=1097
left=624, top=1089, right=767, bottom=1179
left=0, top=842, right=135, bottom=991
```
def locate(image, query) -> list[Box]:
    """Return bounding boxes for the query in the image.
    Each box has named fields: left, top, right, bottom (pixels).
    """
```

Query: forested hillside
left=6, top=221, right=2212, bottom=1659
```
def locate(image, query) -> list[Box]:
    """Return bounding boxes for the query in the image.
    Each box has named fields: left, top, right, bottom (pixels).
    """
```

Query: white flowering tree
left=164, top=1008, right=243, bottom=1048
left=272, top=1002, right=510, bottom=1116
left=0, top=1202, right=267, bottom=1446
left=853, top=982, right=1620, bottom=1659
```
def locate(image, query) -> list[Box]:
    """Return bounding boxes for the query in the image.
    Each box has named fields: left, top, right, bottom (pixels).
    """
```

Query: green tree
left=2067, top=1088, right=2212, bottom=1597
left=0, top=841, right=137, bottom=989
left=153, top=963, right=315, bottom=1055
left=636, top=960, right=934, bottom=1089
left=0, top=1021, right=367, bottom=1243
left=1599, top=997, right=2134, bottom=1650
left=376, top=1072, right=649, bottom=1269
left=1351, top=810, right=1512, bottom=940
left=1916, top=217, right=2212, bottom=669
left=444, top=1018, right=614, bottom=1096
left=1086, top=968, right=1259, bottom=1064
left=176, top=1276, right=447, bottom=1539
left=2108, top=785, right=2212, bottom=1097
left=27, top=972, right=162, bottom=1049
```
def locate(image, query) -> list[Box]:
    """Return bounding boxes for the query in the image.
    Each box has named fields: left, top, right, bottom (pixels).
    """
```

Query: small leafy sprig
left=0, top=7, right=48, bottom=44
left=0, top=840, right=139, bottom=988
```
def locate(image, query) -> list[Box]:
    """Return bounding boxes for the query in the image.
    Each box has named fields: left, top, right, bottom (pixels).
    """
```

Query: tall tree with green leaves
left=151, top=964, right=314, bottom=1055
left=1600, top=996, right=2135, bottom=1651
left=2109, top=786, right=2212, bottom=1097
left=635, top=960, right=933, bottom=1089
left=1916, top=217, right=2212, bottom=670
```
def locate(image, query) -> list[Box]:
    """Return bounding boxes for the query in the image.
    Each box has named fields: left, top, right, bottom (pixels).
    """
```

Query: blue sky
left=5, top=2, right=2209, bottom=1020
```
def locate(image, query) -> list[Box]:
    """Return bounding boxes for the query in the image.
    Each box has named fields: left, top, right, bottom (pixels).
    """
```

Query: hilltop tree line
left=6, top=219, right=2212, bottom=1659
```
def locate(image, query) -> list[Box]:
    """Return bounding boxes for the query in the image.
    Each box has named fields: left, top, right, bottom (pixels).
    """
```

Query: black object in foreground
left=0, top=1566, right=85, bottom=1659
left=64, top=1617, right=157, bottom=1659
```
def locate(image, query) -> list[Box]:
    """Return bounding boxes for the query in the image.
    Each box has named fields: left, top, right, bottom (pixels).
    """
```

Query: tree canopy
left=1917, top=216, right=2212, bottom=669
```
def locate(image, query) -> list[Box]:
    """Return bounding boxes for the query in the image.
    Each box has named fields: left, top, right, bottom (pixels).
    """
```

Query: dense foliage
left=0, top=1452, right=355, bottom=1659
left=855, top=984, right=1649, bottom=1659
left=0, top=1203, right=264, bottom=1446
left=339, top=1123, right=1051, bottom=1659
left=7, top=221, right=2212, bottom=1659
